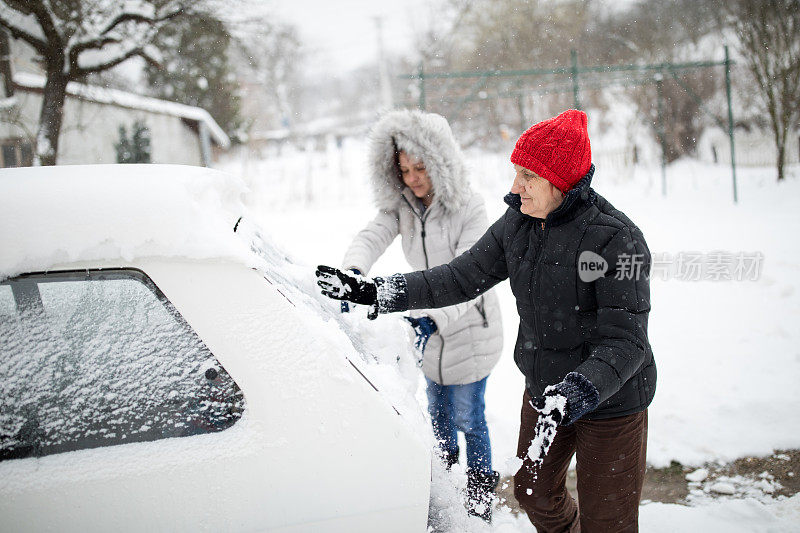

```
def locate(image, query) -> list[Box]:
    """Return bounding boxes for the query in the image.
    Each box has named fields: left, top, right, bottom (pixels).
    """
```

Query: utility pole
left=374, top=17, right=393, bottom=111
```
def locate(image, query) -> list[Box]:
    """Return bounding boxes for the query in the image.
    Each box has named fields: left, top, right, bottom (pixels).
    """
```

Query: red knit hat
left=510, top=109, right=592, bottom=192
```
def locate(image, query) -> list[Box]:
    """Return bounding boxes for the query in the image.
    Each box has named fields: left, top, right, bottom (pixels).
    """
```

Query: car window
left=0, top=269, right=245, bottom=462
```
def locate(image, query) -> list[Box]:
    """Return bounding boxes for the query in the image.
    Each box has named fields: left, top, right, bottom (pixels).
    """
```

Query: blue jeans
left=425, top=376, right=492, bottom=474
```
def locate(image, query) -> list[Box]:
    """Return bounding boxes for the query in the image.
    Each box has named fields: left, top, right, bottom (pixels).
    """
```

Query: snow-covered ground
left=218, top=140, right=800, bottom=532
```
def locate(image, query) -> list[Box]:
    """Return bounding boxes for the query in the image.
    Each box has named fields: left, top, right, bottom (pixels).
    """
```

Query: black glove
left=340, top=269, right=362, bottom=314
left=403, top=315, right=438, bottom=353
left=525, top=373, right=598, bottom=470
left=316, top=265, right=378, bottom=319
left=530, top=372, right=600, bottom=426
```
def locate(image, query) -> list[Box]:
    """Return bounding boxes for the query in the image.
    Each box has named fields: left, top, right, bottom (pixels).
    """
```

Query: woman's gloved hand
left=403, top=315, right=438, bottom=353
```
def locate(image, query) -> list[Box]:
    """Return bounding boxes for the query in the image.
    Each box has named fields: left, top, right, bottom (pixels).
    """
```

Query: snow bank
left=639, top=495, right=800, bottom=532
left=0, top=164, right=253, bottom=280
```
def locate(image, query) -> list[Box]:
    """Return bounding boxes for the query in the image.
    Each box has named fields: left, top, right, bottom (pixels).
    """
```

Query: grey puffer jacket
left=343, top=110, right=503, bottom=386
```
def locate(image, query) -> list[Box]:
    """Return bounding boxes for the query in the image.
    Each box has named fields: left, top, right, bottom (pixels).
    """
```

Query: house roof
left=13, top=72, right=230, bottom=148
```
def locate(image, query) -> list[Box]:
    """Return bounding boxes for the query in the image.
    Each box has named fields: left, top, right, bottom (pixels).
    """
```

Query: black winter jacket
left=383, top=166, right=656, bottom=420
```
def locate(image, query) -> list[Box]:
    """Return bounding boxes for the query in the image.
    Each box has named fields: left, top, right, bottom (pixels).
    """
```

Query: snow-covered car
left=0, top=165, right=430, bottom=532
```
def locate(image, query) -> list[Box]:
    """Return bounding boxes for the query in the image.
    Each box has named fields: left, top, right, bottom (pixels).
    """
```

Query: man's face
left=510, top=164, right=564, bottom=218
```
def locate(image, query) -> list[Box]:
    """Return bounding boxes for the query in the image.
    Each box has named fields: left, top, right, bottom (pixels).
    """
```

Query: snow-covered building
left=0, top=71, right=229, bottom=168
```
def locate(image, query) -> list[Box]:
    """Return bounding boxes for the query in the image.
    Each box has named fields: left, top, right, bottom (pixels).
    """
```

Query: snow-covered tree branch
left=72, top=43, right=160, bottom=76
left=0, top=0, right=192, bottom=165
left=100, top=6, right=183, bottom=36
left=0, top=5, right=48, bottom=53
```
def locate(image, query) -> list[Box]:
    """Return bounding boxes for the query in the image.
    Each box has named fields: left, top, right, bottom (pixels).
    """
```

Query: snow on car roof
left=0, top=164, right=254, bottom=280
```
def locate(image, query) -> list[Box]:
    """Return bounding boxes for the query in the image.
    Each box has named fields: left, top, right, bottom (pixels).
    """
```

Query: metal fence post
left=418, top=62, right=426, bottom=111
left=516, top=79, right=526, bottom=133
left=571, top=49, right=581, bottom=110
left=724, top=45, right=738, bottom=204
left=656, top=73, right=667, bottom=196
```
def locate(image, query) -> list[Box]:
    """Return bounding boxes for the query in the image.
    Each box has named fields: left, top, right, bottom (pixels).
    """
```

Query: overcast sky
left=272, top=0, right=440, bottom=74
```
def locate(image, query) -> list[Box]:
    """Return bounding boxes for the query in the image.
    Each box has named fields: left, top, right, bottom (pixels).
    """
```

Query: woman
left=318, top=109, right=656, bottom=532
left=340, top=109, right=504, bottom=521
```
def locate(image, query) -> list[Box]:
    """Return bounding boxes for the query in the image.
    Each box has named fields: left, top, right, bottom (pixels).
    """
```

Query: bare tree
left=0, top=0, right=190, bottom=165
left=226, top=16, right=303, bottom=134
left=589, top=0, right=722, bottom=163
left=723, top=0, right=800, bottom=181
left=404, top=0, right=595, bottom=146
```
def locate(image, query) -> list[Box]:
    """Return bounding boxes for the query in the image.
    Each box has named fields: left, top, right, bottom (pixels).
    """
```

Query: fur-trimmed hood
left=367, top=109, right=471, bottom=213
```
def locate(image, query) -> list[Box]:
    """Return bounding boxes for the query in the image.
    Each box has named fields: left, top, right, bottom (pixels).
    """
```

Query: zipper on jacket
left=438, top=337, right=446, bottom=384
left=531, top=220, right=549, bottom=385
left=476, top=296, right=489, bottom=328
left=420, top=219, right=430, bottom=269
left=402, top=195, right=430, bottom=269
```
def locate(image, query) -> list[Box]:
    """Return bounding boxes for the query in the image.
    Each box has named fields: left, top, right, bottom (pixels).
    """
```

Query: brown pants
left=514, top=390, right=648, bottom=533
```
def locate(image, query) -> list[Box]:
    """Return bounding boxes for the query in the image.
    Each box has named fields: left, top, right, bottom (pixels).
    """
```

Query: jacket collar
left=401, top=187, right=437, bottom=218
left=504, top=164, right=596, bottom=226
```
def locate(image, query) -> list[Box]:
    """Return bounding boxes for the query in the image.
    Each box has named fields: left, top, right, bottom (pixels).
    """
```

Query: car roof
left=0, top=164, right=254, bottom=280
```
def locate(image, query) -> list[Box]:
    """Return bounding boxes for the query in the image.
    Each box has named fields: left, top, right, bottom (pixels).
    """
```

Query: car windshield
left=0, top=269, right=244, bottom=461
